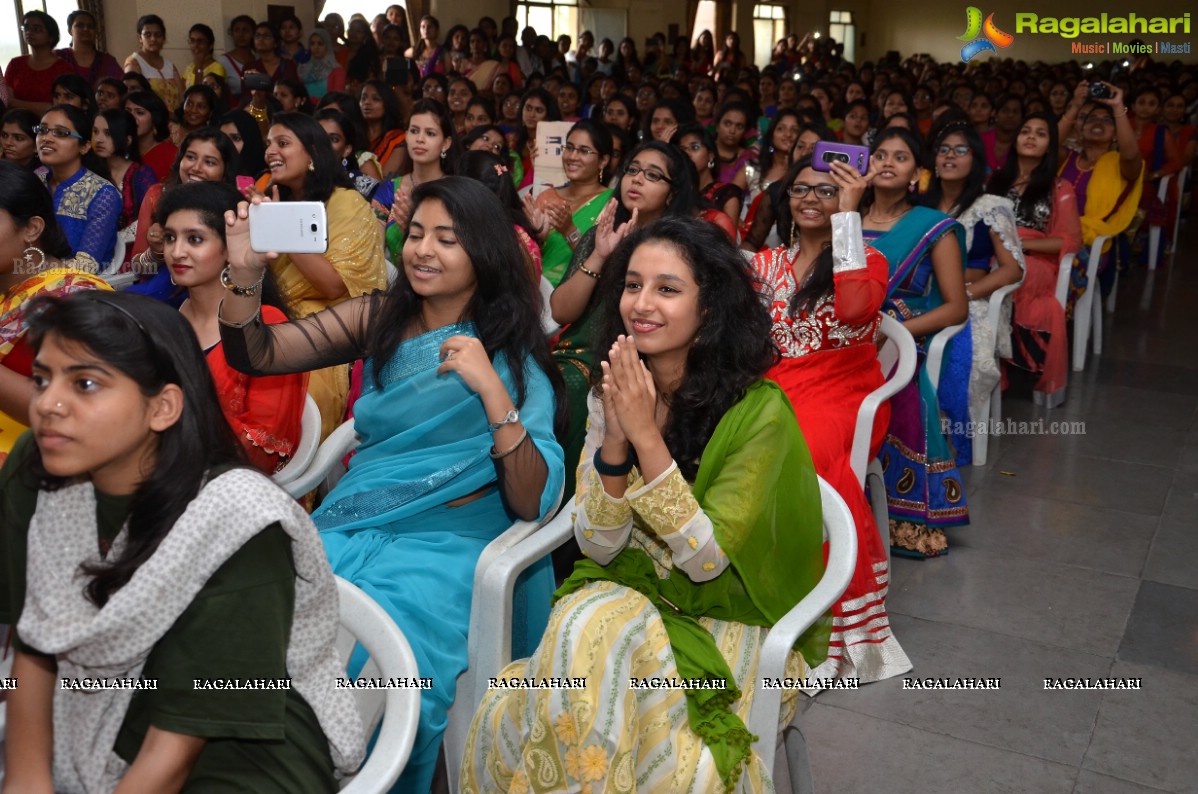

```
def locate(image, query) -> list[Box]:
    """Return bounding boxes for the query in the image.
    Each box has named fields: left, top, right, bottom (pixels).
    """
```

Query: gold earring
left=21, top=246, right=46, bottom=274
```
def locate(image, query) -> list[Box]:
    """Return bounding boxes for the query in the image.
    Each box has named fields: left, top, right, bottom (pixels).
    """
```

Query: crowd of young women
left=2, top=8, right=1196, bottom=792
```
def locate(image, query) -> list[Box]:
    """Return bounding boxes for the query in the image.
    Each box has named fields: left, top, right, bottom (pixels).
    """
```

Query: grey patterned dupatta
left=17, top=468, right=366, bottom=794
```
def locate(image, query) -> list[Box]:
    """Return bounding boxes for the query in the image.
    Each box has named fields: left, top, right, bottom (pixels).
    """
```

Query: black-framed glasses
left=787, top=183, right=839, bottom=199
left=623, top=164, right=671, bottom=183
left=33, top=124, right=85, bottom=141
left=562, top=142, right=597, bottom=156
left=937, top=144, right=971, bottom=157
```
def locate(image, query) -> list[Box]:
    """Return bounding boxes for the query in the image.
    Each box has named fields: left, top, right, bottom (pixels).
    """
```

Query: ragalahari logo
left=958, top=7, right=1014, bottom=61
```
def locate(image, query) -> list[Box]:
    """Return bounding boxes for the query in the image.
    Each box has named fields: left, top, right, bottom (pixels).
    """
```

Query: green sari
left=556, top=379, right=828, bottom=790
left=539, top=189, right=611, bottom=286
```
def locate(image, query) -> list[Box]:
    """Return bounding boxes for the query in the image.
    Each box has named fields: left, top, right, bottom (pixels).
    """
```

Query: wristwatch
left=489, top=409, right=520, bottom=431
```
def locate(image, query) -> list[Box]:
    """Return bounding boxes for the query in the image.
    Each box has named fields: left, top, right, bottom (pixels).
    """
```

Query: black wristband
left=593, top=447, right=635, bottom=477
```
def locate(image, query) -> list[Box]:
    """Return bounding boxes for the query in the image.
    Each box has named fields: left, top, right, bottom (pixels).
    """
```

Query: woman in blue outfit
left=218, top=176, right=566, bottom=793
left=861, top=128, right=970, bottom=558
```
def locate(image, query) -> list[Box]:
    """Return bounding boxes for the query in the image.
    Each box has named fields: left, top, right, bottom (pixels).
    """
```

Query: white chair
left=971, top=279, right=1022, bottom=465
left=282, top=417, right=565, bottom=793
left=1147, top=174, right=1172, bottom=271
left=1055, top=235, right=1112, bottom=372
left=1170, top=166, right=1189, bottom=258
left=748, top=477, right=857, bottom=794
left=335, top=577, right=421, bottom=793
left=852, top=315, right=916, bottom=565
left=272, top=395, right=323, bottom=488
left=539, top=276, right=561, bottom=337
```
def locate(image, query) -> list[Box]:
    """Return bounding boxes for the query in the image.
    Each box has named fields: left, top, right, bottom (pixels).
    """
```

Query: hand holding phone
left=812, top=141, right=870, bottom=177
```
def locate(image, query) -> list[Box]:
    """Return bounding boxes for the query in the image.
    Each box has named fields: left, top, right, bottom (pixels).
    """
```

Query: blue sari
left=863, top=207, right=969, bottom=557
left=315, top=321, right=564, bottom=793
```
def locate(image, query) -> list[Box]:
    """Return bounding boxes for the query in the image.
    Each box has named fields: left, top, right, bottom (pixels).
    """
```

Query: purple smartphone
left=812, top=141, right=870, bottom=176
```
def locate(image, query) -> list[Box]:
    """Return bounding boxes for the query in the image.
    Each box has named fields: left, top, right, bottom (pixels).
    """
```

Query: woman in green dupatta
left=464, top=217, right=828, bottom=794
left=535, top=120, right=614, bottom=286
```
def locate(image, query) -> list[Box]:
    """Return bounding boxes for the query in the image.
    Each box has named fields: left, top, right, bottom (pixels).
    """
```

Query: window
left=829, top=9, right=856, bottom=64
left=516, top=0, right=578, bottom=44
left=752, top=4, right=787, bottom=69
left=3, top=0, right=80, bottom=63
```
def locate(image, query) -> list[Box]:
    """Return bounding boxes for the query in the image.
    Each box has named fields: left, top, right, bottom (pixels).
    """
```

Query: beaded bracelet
left=579, top=264, right=602, bottom=280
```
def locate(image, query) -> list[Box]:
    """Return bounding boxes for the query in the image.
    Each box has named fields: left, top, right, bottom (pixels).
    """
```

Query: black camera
left=243, top=72, right=272, bottom=92
left=1088, top=82, right=1112, bottom=99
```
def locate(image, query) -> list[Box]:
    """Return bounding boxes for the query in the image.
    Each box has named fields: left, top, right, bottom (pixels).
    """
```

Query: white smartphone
left=249, top=201, right=329, bottom=254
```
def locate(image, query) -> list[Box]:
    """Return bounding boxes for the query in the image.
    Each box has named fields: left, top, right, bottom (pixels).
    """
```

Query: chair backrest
left=272, top=395, right=323, bottom=487
left=850, top=314, right=917, bottom=486
left=282, top=418, right=361, bottom=499
left=539, top=276, right=560, bottom=337
left=102, top=236, right=127, bottom=276
left=746, top=476, right=858, bottom=777
left=335, top=577, right=422, bottom=793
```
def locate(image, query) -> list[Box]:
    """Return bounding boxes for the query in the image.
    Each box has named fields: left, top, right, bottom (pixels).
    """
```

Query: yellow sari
left=1, top=268, right=111, bottom=461
left=269, top=188, right=387, bottom=439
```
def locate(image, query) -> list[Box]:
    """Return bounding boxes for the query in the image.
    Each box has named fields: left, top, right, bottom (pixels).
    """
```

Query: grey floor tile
left=1035, top=384, right=1196, bottom=430
left=887, top=548, right=1140, bottom=656
left=1143, top=514, right=1198, bottom=590
left=1117, top=581, right=1198, bottom=676
left=995, top=418, right=1184, bottom=469
left=814, top=615, right=1108, bottom=766
left=959, top=488, right=1156, bottom=577
left=1161, top=471, right=1198, bottom=520
left=1073, top=770, right=1177, bottom=794
left=801, top=703, right=1079, bottom=794
left=985, top=445, right=1172, bottom=516
left=1088, top=358, right=1198, bottom=396
left=1082, top=661, right=1198, bottom=793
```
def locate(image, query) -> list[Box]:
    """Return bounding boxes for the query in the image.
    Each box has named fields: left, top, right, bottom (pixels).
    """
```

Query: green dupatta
left=555, top=379, right=828, bottom=790
left=539, top=189, right=612, bottom=286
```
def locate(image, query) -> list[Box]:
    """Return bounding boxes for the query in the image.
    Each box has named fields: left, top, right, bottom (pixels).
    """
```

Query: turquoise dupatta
left=314, top=321, right=564, bottom=531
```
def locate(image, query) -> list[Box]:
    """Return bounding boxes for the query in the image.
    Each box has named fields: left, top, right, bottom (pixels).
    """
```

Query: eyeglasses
left=34, top=125, right=85, bottom=141
left=623, top=164, right=671, bottom=183
left=787, top=183, right=839, bottom=199
left=562, top=143, right=597, bottom=156
left=937, top=144, right=971, bottom=157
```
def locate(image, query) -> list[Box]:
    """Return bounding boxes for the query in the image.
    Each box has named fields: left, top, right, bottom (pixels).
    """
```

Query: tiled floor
left=796, top=226, right=1198, bottom=794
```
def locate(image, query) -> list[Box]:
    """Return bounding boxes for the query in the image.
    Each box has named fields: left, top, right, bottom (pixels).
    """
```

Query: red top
left=3, top=56, right=72, bottom=104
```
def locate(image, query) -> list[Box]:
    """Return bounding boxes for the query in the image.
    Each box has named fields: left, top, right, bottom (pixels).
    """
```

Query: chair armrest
left=926, top=320, right=967, bottom=392
left=282, top=418, right=360, bottom=499
left=103, top=272, right=138, bottom=290
left=985, top=281, right=1020, bottom=333
left=747, top=478, right=857, bottom=774
left=1055, top=252, right=1075, bottom=311
left=850, top=315, right=916, bottom=487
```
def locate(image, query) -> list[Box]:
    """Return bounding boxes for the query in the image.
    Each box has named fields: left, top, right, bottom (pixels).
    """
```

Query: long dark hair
left=922, top=123, right=987, bottom=218
left=168, top=127, right=239, bottom=187
left=24, top=291, right=244, bottom=607
left=366, top=177, right=565, bottom=432
left=218, top=110, right=266, bottom=178
left=268, top=111, right=353, bottom=201
left=0, top=161, right=71, bottom=258
left=407, top=98, right=459, bottom=174
left=154, top=181, right=290, bottom=315
left=514, top=87, right=560, bottom=157
left=773, top=156, right=836, bottom=314
left=180, top=85, right=221, bottom=127
left=51, top=73, right=96, bottom=118
left=612, top=140, right=700, bottom=226
left=754, top=108, right=803, bottom=174
left=712, top=101, right=750, bottom=175
left=96, top=108, right=141, bottom=162
left=986, top=111, right=1059, bottom=224
left=640, top=98, right=694, bottom=142
left=456, top=150, right=537, bottom=239
left=42, top=104, right=108, bottom=179
left=125, top=90, right=170, bottom=141
left=361, top=80, right=403, bottom=148
left=590, top=217, right=777, bottom=479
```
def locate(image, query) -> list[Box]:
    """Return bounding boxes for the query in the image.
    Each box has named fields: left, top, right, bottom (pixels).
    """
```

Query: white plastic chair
left=1054, top=235, right=1111, bottom=372
left=852, top=315, right=916, bottom=565
left=748, top=477, right=857, bottom=794
left=539, top=276, right=561, bottom=337
left=272, top=395, right=323, bottom=488
left=1147, top=174, right=1172, bottom=271
left=335, top=577, right=422, bottom=793
left=1170, top=166, right=1189, bottom=258
left=971, top=279, right=1022, bottom=465
left=282, top=417, right=565, bottom=793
